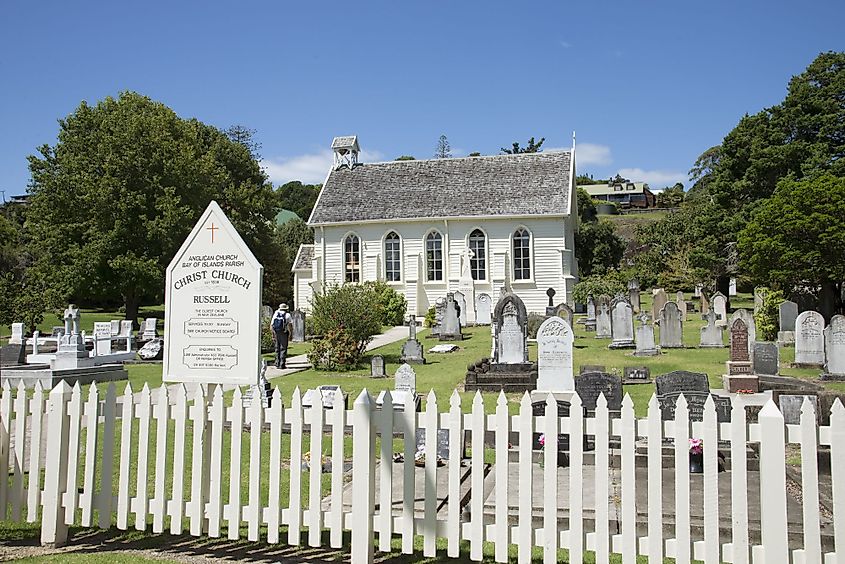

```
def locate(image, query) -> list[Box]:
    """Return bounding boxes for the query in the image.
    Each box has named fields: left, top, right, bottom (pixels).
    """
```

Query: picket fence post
left=351, top=389, right=376, bottom=564
left=758, top=400, right=789, bottom=562
left=41, top=381, right=72, bottom=547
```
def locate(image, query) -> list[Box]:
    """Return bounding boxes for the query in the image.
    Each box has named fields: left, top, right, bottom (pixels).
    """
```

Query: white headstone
left=824, top=315, right=845, bottom=376
left=142, top=318, right=158, bottom=339
left=595, top=303, right=611, bottom=338
left=394, top=363, right=417, bottom=395
left=795, top=311, right=825, bottom=366
left=93, top=322, right=112, bottom=356
left=475, top=293, right=492, bottom=325
left=110, top=320, right=121, bottom=336
left=163, top=200, right=263, bottom=385
left=536, top=316, right=574, bottom=391
left=9, top=323, right=24, bottom=345
left=729, top=278, right=737, bottom=296
left=119, top=320, right=133, bottom=337
left=712, top=292, right=728, bottom=327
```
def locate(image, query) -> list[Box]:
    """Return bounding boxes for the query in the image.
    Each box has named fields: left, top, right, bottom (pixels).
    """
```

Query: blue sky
left=1, top=1, right=842, bottom=198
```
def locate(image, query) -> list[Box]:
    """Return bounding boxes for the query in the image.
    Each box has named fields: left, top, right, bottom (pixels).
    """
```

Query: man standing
left=271, top=303, right=292, bottom=369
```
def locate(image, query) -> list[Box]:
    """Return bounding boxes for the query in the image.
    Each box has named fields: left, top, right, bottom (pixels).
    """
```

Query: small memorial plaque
left=575, top=372, right=622, bottom=411
left=623, top=366, right=651, bottom=383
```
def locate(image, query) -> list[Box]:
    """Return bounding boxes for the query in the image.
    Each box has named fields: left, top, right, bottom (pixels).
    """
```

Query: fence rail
left=0, top=379, right=843, bottom=563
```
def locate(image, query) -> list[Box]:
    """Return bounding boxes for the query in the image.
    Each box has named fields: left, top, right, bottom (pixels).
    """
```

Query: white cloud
left=559, top=40, right=572, bottom=48
left=617, top=168, right=686, bottom=189
left=261, top=149, right=384, bottom=185
left=576, top=143, right=612, bottom=166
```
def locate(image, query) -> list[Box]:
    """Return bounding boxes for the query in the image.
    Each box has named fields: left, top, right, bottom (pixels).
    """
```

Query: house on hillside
left=581, top=181, right=655, bottom=208
left=292, top=136, right=579, bottom=317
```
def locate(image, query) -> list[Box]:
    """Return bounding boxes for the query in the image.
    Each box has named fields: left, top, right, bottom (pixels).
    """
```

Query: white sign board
left=163, top=201, right=263, bottom=385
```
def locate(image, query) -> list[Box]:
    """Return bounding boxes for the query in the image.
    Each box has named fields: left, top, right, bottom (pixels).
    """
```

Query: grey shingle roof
left=331, top=136, right=358, bottom=150
left=309, top=151, right=572, bottom=225
left=292, top=244, right=314, bottom=271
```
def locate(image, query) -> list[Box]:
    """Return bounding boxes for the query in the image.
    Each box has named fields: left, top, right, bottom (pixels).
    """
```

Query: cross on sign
left=206, top=223, right=219, bottom=243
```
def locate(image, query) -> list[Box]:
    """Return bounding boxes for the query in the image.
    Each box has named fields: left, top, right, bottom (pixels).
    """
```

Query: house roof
left=275, top=209, right=301, bottom=226
left=308, top=151, right=572, bottom=225
left=292, top=244, right=314, bottom=271
left=580, top=182, right=650, bottom=197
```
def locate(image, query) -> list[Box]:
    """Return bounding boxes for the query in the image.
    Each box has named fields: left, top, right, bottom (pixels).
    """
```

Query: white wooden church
left=292, top=136, right=579, bottom=318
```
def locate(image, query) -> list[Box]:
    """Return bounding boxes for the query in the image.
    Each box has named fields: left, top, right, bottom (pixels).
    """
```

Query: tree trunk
left=819, top=280, right=840, bottom=322
left=125, top=296, right=140, bottom=331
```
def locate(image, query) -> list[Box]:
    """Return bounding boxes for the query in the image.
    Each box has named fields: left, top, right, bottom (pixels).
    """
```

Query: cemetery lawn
left=0, top=306, right=165, bottom=339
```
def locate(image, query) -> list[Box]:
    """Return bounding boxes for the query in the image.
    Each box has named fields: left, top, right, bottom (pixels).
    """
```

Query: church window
left=384, top=232, right=401, bottom=282
left=513, top=228, right=531, bottom=280
left=344, top=234, right=360, bottom=282
left=425, top=231, right=443, bottom=281
left=469, top=229, right=486, bottom=280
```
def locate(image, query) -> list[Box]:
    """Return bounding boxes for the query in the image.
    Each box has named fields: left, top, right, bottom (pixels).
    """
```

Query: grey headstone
left=655, top=370, right=710, bottom=396
left=753, top=342, right=779, bottom=376
left=551, top=303, right=574, bottom=330
left=493, top=292, right=528, bottom=364
left=700, top=292, right=710, bottom=315
left=291, top=309, right=305, bottom=342
left=795, top=311, right=825, bottom=366
left=699, top=310, right=724, bottom=347
left=779, top=300, right=798, bottom=332
left=395, top=363, right=417, bottom=395
left=634, top=313, right=659, bottom=356
left=371, top=355, right=387, bottom=378
left=302, top=385, right=347, bottom=409
left=475, top=293, right=492, bottom=325
left=651, top=289, right=668, bottom=323
left=415, top=428, right=452, bottom=460
left=609, top=299, right=635, bottom=349
left=658, top=392, right=731, bottom=422
left=575, top=372, right=622, bottom=411
left=400, top=338, right=426, bottom=364
left=536, top=316, right=574, bottom=391
left=595, top=303, right=611, bottom=339
left=658, top=302, right=683, bottom=348
left=439, top=293, right=463, bottom=340
left=779, top=395, right=819, bottom=425
left=586, top=295, right=596, bottom=321
left=628, top=279, right=641, bottom=313
left=694, top=284, right=702, bottom=298
left=825, top=315, right=845, bottom=377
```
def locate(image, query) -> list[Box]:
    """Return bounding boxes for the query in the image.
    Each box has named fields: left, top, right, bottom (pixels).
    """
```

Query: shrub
left=424, top=306, right=436, bottom=327
left=527, top=313, right=546, bottom=339
left=307, top=328, right=361, bottom=371
left=308, top=283, right=383, bottom=368
left=572, top=274, right=625, bottom=305
left=261, top=318, right=274, bottom=353
left=755, top=287, right=783, bottom=341
left=364, top=281, right=407, bottom=326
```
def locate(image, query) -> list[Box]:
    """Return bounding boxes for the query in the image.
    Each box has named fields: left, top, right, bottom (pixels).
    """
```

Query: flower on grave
left=689, top=438, right=703, bottom=455
left=538, top=434, right=546, bottom=449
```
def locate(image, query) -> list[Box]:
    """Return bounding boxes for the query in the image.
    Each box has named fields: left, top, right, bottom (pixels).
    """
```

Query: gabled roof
left=308, top=151, right=572, bottom=225
left=292, top=244, right=314, bottom=271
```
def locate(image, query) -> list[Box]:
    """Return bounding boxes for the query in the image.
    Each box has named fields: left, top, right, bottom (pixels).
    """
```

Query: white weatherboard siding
left=303, top=217, right=575, bottom=315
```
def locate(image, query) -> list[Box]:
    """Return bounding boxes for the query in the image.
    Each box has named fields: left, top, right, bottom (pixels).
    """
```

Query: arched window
left=468, top=229, right=486, bottom=281
left=512, top=228, right=531, bottom=280
left=425, top=231, right=443, bottom=281
left=344, top=234, right=360, bottom=282
left=384, top=232, right=401, bottom=282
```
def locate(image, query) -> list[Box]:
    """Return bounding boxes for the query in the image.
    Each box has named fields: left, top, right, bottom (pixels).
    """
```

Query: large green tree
left=27, top=91, right=281, bottom=324
left=739, top=174, right=845, bottom=315
left=277, top=181, right=320, bottom=221
left=501, top=136, right=545, bottom=154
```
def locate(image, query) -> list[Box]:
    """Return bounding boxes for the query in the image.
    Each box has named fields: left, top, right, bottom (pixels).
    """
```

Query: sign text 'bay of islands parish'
left=163, top=201, right=263, bottom=386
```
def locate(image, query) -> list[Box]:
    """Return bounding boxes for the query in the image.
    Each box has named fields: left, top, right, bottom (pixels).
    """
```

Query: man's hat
left=279, top=303, right=289, bottom=311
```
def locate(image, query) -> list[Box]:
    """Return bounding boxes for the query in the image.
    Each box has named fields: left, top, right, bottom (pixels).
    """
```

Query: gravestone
left=475, top=293, right=492, bottom=325
left=676, top=293, right=687, bottom=322
left=370, top=354, right=387, bottom=378
left=724, top=314, right=756, bottom=392
left=395, top=362, right=417, bottom=395
left=93, top=322, right=112, bottom=356
left=138, top=338, right=164, bottom=361
left=712, top=292, right=728, bottom=327
left=753, top=342, right=779, bottom=376
left=754, top=287, right=765, bottom=315
left=291, top=309, right=305, bottom=342
left=457, top=250, right=476, bottom=324
left=400, top=314, right=426, bottom=364
left=700, top=292, right=710, bottom=315
left=575, top=372, right=623, bottom=411
left=778, top=300, right=799, bottom=345
left=439, top=293, right=463, bottom=341
left=634, top=313, right=659, bottom=356
left=585, top=295, right=597, bottom=332
left=628, top=279, right=641, bottom=313
left=493, top=292, right=528, bottom=364
left=779, top=395, right=819, bottom=425
left=656, top=370, right=710, bottom=396
left=795, top=311, right=825, bottom=366
left=536, top=316, right=574, bottom=391
left=9, top=323, right=24, bottom=345
left=530, top=398, right=574, bottom=458
left=579, top=364, right=606, bottom=375
left=623, top=366, right=651, bottom=384
left=119, top=321, right=133, bottom=338
left=823, top=315, right=845, bottom=379
left=694, top=284, right=702, bottom=298
left=551, top=303, right=574, bottom=331
left=142, top=318, right=158, bottom=340
left=658, top=301, right=683, bottom=348
left=545, top=288, right=557, bottom=315
left=609, top=299, right=635, bottom=349
left=109, top=320, right=121, bottom=336
left=415, top=428, right=453, bottom=460
left=699, top=310, right=725, bottom=348
left=729, top=278, right=737, bottom=297
left=659, top=392, right=732, bottom=422
left=651, top=289, right=668, bottom=324
left=431, top=299, right=445, bottom=337
left=262, top=305, right=272, bottom=319
left=302, top=385, right=348, bottom=410
left=454, top=291, right=468, bottom=327
left=595, top=303, right=611, bottom=339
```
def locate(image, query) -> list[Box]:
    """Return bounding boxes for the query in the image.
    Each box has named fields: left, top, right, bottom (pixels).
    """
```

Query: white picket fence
left=0, top=379, right=844, bottom=563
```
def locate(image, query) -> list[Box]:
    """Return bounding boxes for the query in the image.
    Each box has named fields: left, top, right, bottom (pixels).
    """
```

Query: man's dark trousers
left=275, top=330, right=289, bottom=368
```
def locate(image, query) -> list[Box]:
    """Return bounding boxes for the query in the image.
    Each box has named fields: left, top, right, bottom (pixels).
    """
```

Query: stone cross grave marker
left=659, top=301, right=683, bottom=348
left=536, top=315, right=574, bottom=391
left=752, top=342, right=779, bottom=376
left=400, top=315, right=425, bottom=364
left=475, top=293, right=492, bottom=325
left=699, top=310, right=724, bottom=347
left=795, top=311, right=825, bottom=366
